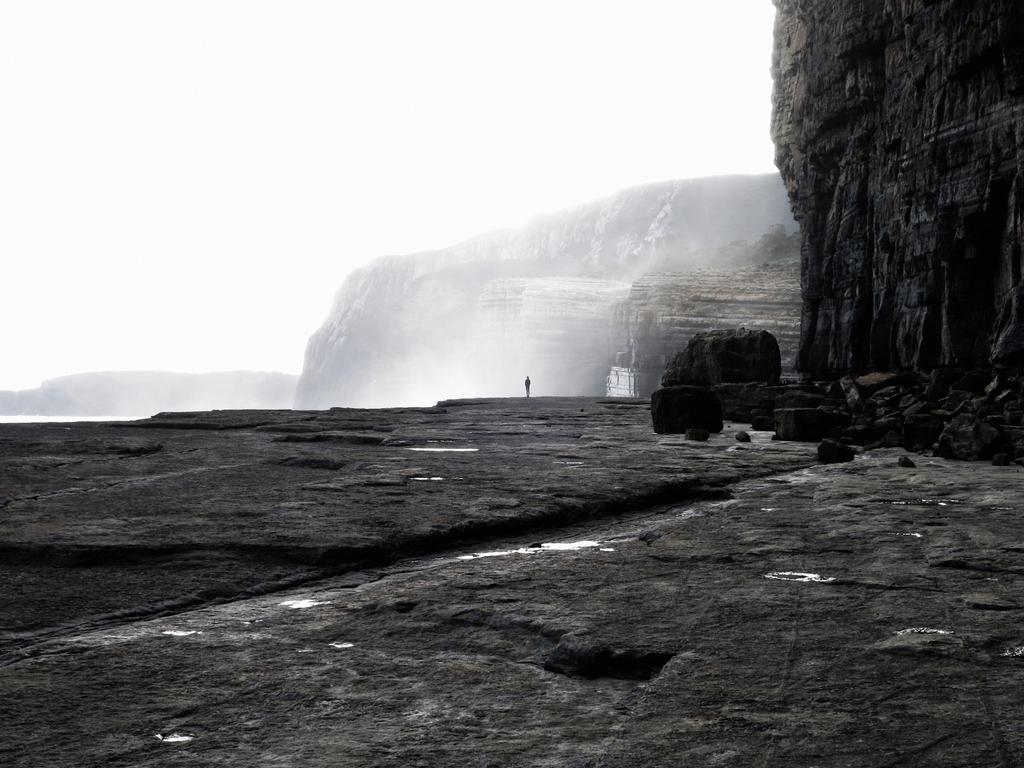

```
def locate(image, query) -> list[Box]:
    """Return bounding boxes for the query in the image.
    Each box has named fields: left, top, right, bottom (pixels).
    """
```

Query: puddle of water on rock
left=542, top=541, right=602, bottom=551
left=895, top=627, right=951, bottom=636
left=885, top=499, right=964, bottom=507
left=672, top=507, right=705, bottom=521
left=330, top=642, right=355, bottom=649
left=765, top=572, right=836, bottom=584
left=458, top=540, right=603, bottom=560
left=410, top=477, right=444, bottom=481
left=896, top=532, right=924, bottom=538
left=155, top=733, right=194, bottom=744
left=279, top=599, right=328, bottom=609
left=1000, top=647, right=1024, bottom=658
left=553, top=460, right=585, bottom=466
left=296, top=648, right=314, bottom=653
left=408, top=447, right=479, bottom=453
left=161, top=630, right=201, bottom=637
left=599, top=547, right=615, bottom=552
left=99, top=633, right=137, bottom=643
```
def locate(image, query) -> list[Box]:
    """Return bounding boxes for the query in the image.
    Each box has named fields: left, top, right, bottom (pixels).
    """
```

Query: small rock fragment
left=638, top=529, right=664, bottom=546
left=735, top=430, right=751, bottom=443
left=817, top=439, right=855, bottom=464
left=839, top=375, right=864, bottom=411
left=897, top=455, right=916, bottom=468
left=687, top=428, right=710, bottom=441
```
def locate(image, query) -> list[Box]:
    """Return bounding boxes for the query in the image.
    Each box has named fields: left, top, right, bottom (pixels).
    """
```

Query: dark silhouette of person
left=524, top=376, right=531, bottom=397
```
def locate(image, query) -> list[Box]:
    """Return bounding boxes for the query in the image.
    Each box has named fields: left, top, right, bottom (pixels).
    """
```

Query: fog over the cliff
left=1, top=1, right=779, bottom=395
left=297, top=175, right=800, bottom=408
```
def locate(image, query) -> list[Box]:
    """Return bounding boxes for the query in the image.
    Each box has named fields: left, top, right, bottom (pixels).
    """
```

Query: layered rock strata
left=297, top=175, right=797, bottom=408
left=607, top=262, right=801, bottom=397
left=772, top=0, right=1024, bottom=375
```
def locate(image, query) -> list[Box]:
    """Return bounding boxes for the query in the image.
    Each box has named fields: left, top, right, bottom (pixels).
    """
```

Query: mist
left=1, top=1, right=779, bottom=406
left=296, top=175, right=800, bottom=409
left=0, top=372, right=298, bottom=418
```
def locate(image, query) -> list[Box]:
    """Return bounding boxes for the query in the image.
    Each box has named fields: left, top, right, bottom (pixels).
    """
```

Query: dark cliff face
left=772, top=0, right=1024, bottom=375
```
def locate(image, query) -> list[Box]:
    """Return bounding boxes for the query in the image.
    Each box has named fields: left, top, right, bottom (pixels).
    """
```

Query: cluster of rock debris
left=651, top=329, right=1024, bottom=466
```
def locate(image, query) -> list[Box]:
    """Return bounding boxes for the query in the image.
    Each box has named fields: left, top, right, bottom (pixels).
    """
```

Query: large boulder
left=774, top=407, right=846, bottom=442
left=712, top=383, right=789, bottom=422
left=818, top=439, right=855, bottom=464
left=662, top=329, right=782, bottom=388
left=937, top=415, right=1003, bottom=460
left=651, top=386, right=724, bottom=435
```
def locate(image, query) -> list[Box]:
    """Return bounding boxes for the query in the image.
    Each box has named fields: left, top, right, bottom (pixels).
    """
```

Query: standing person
left=524, top=376, right=531, bottom=398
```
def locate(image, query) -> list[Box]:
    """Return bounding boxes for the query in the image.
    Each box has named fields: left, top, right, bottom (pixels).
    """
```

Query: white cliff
left=296, top=175, right=798, bottom=408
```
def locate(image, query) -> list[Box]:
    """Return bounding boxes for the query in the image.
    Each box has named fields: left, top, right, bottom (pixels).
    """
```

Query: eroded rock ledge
left=2, top=402, right=1023, bottom=766
left=772, top=0, right=1024, bottom=375
left=0, top=400, right=812, bottom=638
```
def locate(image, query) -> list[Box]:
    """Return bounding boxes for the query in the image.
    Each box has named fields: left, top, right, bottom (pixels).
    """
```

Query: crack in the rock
left=0, top=464, right=810, bottom=668
left=0, top=463, right=253, bottom=508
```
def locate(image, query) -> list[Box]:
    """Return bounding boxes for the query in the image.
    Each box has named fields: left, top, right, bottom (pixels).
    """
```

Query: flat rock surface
left=2, top=399, right=1023, bottom=766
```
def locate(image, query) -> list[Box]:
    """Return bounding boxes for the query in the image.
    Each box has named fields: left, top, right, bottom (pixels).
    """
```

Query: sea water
left=0, top=415, right=145, bottom=423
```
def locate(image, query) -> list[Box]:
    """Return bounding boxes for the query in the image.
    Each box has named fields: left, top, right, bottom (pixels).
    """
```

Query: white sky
left=0, top=0, right=778, bottom=391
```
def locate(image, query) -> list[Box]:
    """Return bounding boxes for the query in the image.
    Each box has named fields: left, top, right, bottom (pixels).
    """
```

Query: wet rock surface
left=3, top=401, right=1024, bottom=766
left=0, top=400, right=802, bottom=637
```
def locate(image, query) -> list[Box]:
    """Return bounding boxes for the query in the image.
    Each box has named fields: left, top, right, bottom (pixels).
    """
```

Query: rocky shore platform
left=2, top=398, right=1023, bottom=766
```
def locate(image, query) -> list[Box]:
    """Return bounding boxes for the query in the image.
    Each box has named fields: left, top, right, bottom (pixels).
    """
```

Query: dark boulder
left=838, top=423, right=889, bottom=446
left=1003, top=402, right=1023, bottom=427
left=853, top=372, right=910, bottom=396
left=898, top=455, right=916, bottom=468
left=775, top=408, right=835, bottom=442
left=818, top=439, right=855, bottom=464
left=712, top=383, right=789, bottom=422
left=926, top=369, right=964, bottom=401
left=951, top=370, right=990, bottom=394
left=774, top=389, right=828, bottom=410
left=938, top=415, right=1003, bottom=461
left=651, top=386, right=724, bottom=435
left=867, top=386, right=908, bottom=408
left=735, top=431, right=751, bottom=443
left=686, top=428, right=710, bottom=442
left=662, top=329, right=781, bottom=388
left=903, top=414, right=945, bottom=451
left=1006, top=427, right=1024, bottom=460
left=838, top=376, right=863, bottom=411
left=750, top=410, right=775, bottom=431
